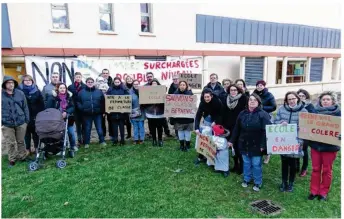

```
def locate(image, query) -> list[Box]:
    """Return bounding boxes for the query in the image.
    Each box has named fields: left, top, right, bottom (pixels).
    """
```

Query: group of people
left=1, top=70, right=341, bottom=202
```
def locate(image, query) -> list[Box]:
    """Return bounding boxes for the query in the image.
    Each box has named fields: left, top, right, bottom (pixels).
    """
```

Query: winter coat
left=222, top=94, right=247, bottom=137
left=202, top=82, right=226, bottom=99
left=106, top=84, right=130, bottom=120
left=77, top=86, right=105, bottom=115
left=230, top=107, right=271, bottom=157
left=309, top=103, right=341, bottom=152
left=173, top=89, right=195, bottom=125
left=168, top=83, right=178, bottom=94
left=68, top=81, right=86, bottom=109
left=195, top=95, right=223, bottom=130
left=2, top=76, right=30, bottom=128
left=129, top=88, right=145, bottom=121
left=18, top=83, right=45, bottom=126
left=42, top=82, right=57, bottom=107
left=274, top=102, right=308, bottom=158
left=303, top=101, right=316, bottom=113
left=253, top=88, right=276, bottom=114
left=46, top=92, right=75, bottom=126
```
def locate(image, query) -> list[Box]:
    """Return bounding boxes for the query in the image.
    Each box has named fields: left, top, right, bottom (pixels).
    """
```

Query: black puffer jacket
left=222, top=94, right=247, bottom=137
left=173, top=89, right=194, bottom=124
left=195, top=95, right=223, bottom=130
left=202, top=82, right=226, bottom=99
left=253, top=88, right=276, bottom=114
left=230, top=107, right=271, bottom=156
left=68, top=81, right=86, bottom=109
left=77, top=86, right=105, bottom=115
left=106, top=83, right=130, bottom=120
left=168, top=83, right=178, bottom=94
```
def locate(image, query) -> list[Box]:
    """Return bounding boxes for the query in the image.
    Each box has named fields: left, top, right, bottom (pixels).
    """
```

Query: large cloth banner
left=266, top=124, right=300, bottom=154
left=299, top=112, right=341, bottom=146
left=24, top=56, right=202, bottom=90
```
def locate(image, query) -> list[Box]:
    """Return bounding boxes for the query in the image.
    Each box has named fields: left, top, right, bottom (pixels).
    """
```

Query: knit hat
left=213, top=125, right=225, bottom=136
left=256, top=80, right=266, bottom=87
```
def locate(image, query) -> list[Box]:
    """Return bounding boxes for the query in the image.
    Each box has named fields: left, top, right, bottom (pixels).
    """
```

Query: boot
left=185, top=141, right=191, bottom=152
left=280, top=181, right=288, bottom=192
left=179, top=140, right=185, bottom=151
left=287, top=182, right=294, bottom=192
left=152, top=140, right=157, bottom=146
left=158, top=141, right=163, bottom=147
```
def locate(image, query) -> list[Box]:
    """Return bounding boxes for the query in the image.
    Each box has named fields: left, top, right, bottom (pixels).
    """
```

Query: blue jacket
left=202, top=82, right=226, bottom=100
left=106, top=84, right=130, bottom=120
left=253, top=88, right=277, bottom=114
left=129, top=88, right=145, bottom=121
left=1, top=76, right=30, bottom=127
left=77, top=86, right=105, bottom=115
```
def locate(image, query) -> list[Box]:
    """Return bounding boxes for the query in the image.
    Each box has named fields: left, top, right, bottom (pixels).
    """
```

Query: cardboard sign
left=196, top=134, right=216, bottom=165
left=299, top=112, right=341, bottom=146
left=266, top=124, right=300, bottom=154
left=164, top=94, right=197, bottom=118
left=139, top=85, right=166, bottom=104
left=179, top=73, right=202, bottom=89
left=105, top=95, right=132, bottom=113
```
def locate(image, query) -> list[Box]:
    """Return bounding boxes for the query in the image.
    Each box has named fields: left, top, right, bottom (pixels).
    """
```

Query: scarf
left=126, top=83, right=133, bottom=89
left=58, top=93, right=68, bottom=111
left=133, top=88, right=139, bottom=97
left=226, top=93, right=242, bottom=109
left=21, top=84, right=37, bottom=95
left=302, top=99, right=312, bottom=107
left=314, top=103, right=341, bottom=115
left=74, top=82, right=82, bottom=93
left=285, top=102, right=303, bottom=112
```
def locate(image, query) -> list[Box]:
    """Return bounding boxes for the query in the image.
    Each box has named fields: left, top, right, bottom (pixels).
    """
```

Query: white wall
left=7, top=3, right=341, bottom=54
left=207, top=56, right=240, bottom=83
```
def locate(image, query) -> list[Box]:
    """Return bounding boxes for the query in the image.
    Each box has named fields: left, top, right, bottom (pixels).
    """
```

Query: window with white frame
left=51, top=3, right=70, bottom=29
left=99, top=3, right=113, bottom=31
left=140, top=3, right=152, bottom=33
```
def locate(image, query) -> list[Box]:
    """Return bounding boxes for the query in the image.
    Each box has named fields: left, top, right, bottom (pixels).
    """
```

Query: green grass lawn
left=2, top=137, right=341, bottom=218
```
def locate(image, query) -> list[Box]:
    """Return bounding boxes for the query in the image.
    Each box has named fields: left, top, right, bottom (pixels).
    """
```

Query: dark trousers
left=301, top=144, right=309, bottom=171
left=281, top=156, right=297, bottom=183
left=111, top=119, right=125, bottom=142
left=102, top=114, right=113, bottom=138
left=24, top=123, right=39, bottom=149
left=124, top=115, right=132, bottom=137
left=162, top=118, right=170, bottom=135
left=74, top=110, right=84, bottom=143
left=232, top=145, right=243, bottom=172
left=148, top=118, right=164, bottom=141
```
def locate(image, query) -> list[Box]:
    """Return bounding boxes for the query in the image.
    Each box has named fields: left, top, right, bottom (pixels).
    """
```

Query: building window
left=99, top=3, right=113, bottom=31
left=51, top=3, right=69, bottom=29
left=276, top=60, right=307, bottom=84
left=140, top=3, right=152, bottom=33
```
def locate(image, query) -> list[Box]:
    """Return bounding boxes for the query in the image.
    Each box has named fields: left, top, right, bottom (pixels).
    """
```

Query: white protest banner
left=266, top=124, right=300, bottom=155
left=196, top=134, right=216, bottom=165
left=25, top=56, right=202, bottom=90
left=105, top=95, right=132, bottom=113
left=164, top=94, right=197, bottom=118
left=138, top=85, right=166, bottom=104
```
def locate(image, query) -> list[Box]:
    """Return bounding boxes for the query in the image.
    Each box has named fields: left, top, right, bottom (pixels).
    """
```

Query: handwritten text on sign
left=266, top=124, right=299, bottom=154
left=139, top=85, right=166, bottom=104
left=196, top=134, right=216, bottom=165
left=164, top=94, right=197, bottom=118
left=179, top=74, right=202, bottom=89
left=105, top=95, right=132, bottom=113
left=299, top=112, right=341, bottom=146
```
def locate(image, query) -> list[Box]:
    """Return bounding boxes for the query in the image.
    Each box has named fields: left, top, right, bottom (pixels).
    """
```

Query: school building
left=1, top=2, right=341, bottom=99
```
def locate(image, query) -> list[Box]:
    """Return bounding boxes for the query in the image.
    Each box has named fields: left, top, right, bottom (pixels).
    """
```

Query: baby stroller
left=28, top=108, right=70, bottom=171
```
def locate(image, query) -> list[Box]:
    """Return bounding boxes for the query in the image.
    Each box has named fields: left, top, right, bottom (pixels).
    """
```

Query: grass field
left=1, top=137, right=341, bottom=218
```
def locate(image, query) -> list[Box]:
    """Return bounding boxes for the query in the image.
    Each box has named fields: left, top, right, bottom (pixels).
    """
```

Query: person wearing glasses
left=296, top=89, right=316, bottom=177
left=77, top=77, right=106, bottom=149
left=228, top=93, right=271, bottom=192
left=274, top=91, right=307, bottom=193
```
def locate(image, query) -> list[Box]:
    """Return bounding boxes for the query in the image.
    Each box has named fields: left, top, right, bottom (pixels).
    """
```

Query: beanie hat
left=256, top=80, right=266, bottom=87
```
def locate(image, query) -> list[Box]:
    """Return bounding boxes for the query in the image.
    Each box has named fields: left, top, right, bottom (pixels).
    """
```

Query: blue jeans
left=67, top=125, right=76, bottom=150
left=83, top=114, right=105, bottom=144
left=131, top=120, right=145, bottom=141
left=178, top=130, right=192, bottom=141
left=242, top=155, right=263, bottom=185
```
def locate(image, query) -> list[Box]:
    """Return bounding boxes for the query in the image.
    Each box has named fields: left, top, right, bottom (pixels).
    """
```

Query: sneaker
left=300, top=170, right=307, bottom=177
left=84, top=144, right=90, bottom=149
left=101, top=142, right=107, bottom=147
left=253, top=184, right=261, bottom=192
left=318, top=195, right=327, bottom=201
left=241, top=181, right=249, bottom=188
left=264, top=155, right=270, bottom=164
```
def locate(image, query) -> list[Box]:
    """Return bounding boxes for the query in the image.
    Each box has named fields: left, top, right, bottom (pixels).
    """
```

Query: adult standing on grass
left=18, top=75, right=45, bottom=155
left=194, top=88, right=224, bottom=164
left=46, top=83, right=76, bottom=158
left=101, top=69, right=114, bottom=140
left=124, top=76, right=133, bottom=139
left=77, top=77, right=106, bottom=148
left=307, top=91, right=341, bottom=201
left=106, top=77, right=130, bottom=146
left=129, top=80, right=145, bottom=144
left=2, top=76, right=30, bottom=167
left=173, top=81, right=194, bottom=152
left=274, top=91, right=307, bottom=192
left=42, top=72, right=60, bottom=107
left=235, top=79, right=250, bottom=98
left=68, top=72, right=86, bottom=147
left=253, top=80, right=276, bottom=164
left=228, top=93, right=271, bottom=192
left=168, top=74, right=180, bottom=138
left=296, top=89, right=316, bottom=177
left=202, top=73, right=226, bottom=99
left=222, top=84, right=247, bottom=175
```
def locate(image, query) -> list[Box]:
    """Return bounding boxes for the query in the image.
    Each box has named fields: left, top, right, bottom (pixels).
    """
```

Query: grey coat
left=274, top=102, right=307, bottom=158
left=1, top=76, right=30, bottom=127
left=42, top=83, right=57, bottom=107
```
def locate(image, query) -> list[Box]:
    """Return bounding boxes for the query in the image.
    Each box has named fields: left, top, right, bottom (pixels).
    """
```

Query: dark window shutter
left=135, top=56, right=166, bottom=61
left=310, top=58, right=324, bottom=82
left=245, top=57, right=264, bottom=86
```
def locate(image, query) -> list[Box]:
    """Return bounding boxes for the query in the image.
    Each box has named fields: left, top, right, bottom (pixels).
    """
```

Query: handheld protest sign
left=139, top=85, right=166, bottom=104
left=164, top=94, right=197, bottom=118
left=266, top=124, right=300, bottom=154
left=105, top=95, right=132, bottom=113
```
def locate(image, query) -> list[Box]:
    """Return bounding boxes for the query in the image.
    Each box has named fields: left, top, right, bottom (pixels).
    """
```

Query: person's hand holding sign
left=195, top=130, right=200, bottom=136
left=281, top=121, right=288, bottom=126
left=228, top=142, right=233, bottom=148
